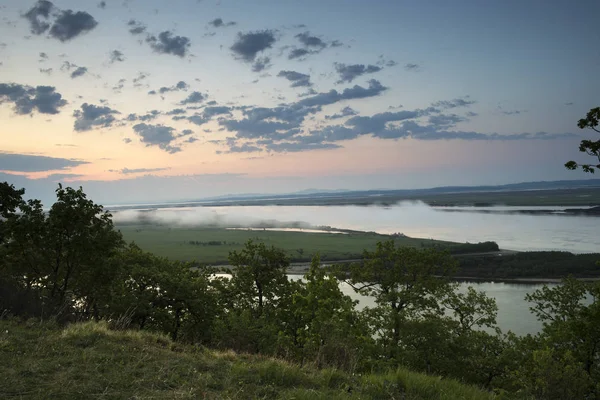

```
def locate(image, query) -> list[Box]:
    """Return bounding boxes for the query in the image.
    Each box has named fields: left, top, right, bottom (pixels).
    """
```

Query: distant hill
left=195, top=178, right=600, bottom=203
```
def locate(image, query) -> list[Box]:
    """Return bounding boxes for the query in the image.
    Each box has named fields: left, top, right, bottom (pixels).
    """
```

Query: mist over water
left=113, top=201, right=600, bottom=253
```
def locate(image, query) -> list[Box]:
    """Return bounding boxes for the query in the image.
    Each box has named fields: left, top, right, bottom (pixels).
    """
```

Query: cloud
left=23, top=0, right=54, bottom=35
left=125, top=110, right=161, bottom=122
left=500, top=109, right=527, bottom=116
left=166, top=108, right=186, bottom=115
left=565, top=102, right=574, bottom=106
left=73, top=103, right=120, bottom=131
left=428, top=113, right=467, bottom=128
left=432, top=97, right=476, bottom=109
left=203, top=106, right=232, bottom=118
left=218, top=79, right=388, bottom=148
left=295, top=31, right=326, bottom=48
left=132, top=123, right=183, bottom=153
left=252, top=57, right=271, bottom=72
left=48, top=9, right=98, bottom=42
left=0, top=83, right=67, bottom=115
left=98, top=1, right=106, bottom=8
left=70, top=66, right=87, bottom=78
left=127, top=19, right=146, bottom=35
left=39, top=67, right=53, bottom=75
left=288, top=48, right=311, bottom=60
left=39, top=52, right=48, bottom=61
left=325, top=106, right=357, bottom=119
left=110, top=167, right=170, bottom=174
left=123, top=138, right=132, bottom=144
left=230, top=30, right=276, bottom=62
left=404, top=63, right=420, bottom=71
left=277, top=70, right=311, bottom=87
left=146, top=31, right=191, bottom=57
left=334, top=63, right=382, bottom=83
left=151, top=80, right=189, bottom=95
left=209, top=18, right=236, bottom=27
left=0, top=152, right=87, bottom=172
left=109, top=50, right=125, bottom=63
left=179, top=91, right=205, bottom=105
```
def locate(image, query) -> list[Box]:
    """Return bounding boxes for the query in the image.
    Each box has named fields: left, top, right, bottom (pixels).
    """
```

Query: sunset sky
left=1, top=0, right=599, bottom=204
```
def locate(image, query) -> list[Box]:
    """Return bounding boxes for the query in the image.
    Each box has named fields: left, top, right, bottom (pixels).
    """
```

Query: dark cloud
left=185, top=136, right=198, bottom=143
left=109, top=50, right=125, bottom=63
left=334, top=63, right=382, bottom=83
left=125, top=110, right=161, bottom=122
left=23, top=0, right=54, bottom=35
left=209, top=18, right=236, bottom=27
left=39, top=52, right=48, bottom=60
left=218, top=80, right=388, bottom=147
left=132, top=123, right=182, bottom=153
left=39, top=67, right=53, bottom=75
left=0, top=151, right=87, bottom=172
left=295, top=31, right=326, bottom=48
left=432, top=97, right=476, bottom=109
left=404, top=63, right=420, bottom=71
left=132, top=72, right=149, bottom=88
left=151, top=80, right=189, bottom=95
left=288, top=48, right=311, bottom=60
left=179, top=91, right=205, bottom=105
left=70, top=66, right=87, bottom=78
left=166, top=108, right=186, bottom=115
left=296, top=79, right=388, bottom=107
left=49, top=9, right=98, bottom=42
left=230, top=30, right=276, bottom=62
left=0, top=83, right=67, bottom=115
left=500, top=109, right=527, bottom=116
left=428, top=113, right=467, bottom=127
left=123, top=137, right=132, bottom=144
left=98, top=1, right=106, bottom=8
left=252, top=57, right=271, bottom=72
left=73, top=103, right=120, bottom=131
left=127, top=19, right=146, bottom=35
left=110, top=167, right=170, bottom=174
left=146, top=31, right=191, bottom=57
left=277, top=70, right=311, bottom=87
left=203, top=106, right=232, bottom=117
left=325, top=106, right=357, bottom=119
left=466, top=111, right=478, bottom=117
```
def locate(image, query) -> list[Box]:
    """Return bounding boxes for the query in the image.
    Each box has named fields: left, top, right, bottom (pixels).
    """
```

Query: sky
left=1, top=0, right=599, bottom=205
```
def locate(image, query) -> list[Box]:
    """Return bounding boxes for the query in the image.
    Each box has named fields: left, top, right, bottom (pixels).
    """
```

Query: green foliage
left=457, top=251, right=600, bottom=279
left=1, top=184, right=124, bottom=318
left=523, top=278, right=600, bottom=398
left=565, top=106, right=600, bottom=173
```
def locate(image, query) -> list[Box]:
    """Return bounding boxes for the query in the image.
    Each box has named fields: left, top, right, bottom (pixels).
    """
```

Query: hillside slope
left=0, top=320, right=495, bottom=399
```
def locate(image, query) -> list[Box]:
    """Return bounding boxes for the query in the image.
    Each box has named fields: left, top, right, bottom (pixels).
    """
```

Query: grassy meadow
left=115, top=224, right=457, bottom=264
left=0, top=319, right=495, bottom=400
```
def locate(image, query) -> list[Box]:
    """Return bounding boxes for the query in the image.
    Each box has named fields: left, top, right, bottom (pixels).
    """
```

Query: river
left=114, top=202, right=599, bottom=336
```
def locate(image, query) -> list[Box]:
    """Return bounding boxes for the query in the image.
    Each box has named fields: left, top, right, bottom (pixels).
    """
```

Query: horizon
left=2, top=0, right=599, bottom=205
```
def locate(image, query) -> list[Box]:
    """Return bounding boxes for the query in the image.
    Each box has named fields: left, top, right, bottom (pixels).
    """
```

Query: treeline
left=457, top=251, right=600, bottom=279
left=1, top=182, right=600, bottom=399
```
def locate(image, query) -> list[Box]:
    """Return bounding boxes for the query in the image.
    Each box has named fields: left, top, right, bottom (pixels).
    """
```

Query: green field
left=116, top=224, right=462, bottom=264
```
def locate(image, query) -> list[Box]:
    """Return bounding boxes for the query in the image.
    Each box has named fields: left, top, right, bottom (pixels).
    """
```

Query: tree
left=285, top=255, right=369, bottom=370
left=520, top=278, right=600, bottom=398
left=344, top=240, right=458, bottom=360
left=2, top=184, right=124, bottom=317
left=227, top=239, right=289, bottom=316
left=565, top=107, right=600, bottom=173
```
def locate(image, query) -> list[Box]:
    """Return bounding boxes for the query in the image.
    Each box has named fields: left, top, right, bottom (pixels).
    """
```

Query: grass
left=0, top=319, right=496, bottom=399
left=115, top=225, right=458, bottom=264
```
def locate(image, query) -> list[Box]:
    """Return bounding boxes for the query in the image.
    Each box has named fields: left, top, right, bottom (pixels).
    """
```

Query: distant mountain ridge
left=196, top=178, right=600, bottom=203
